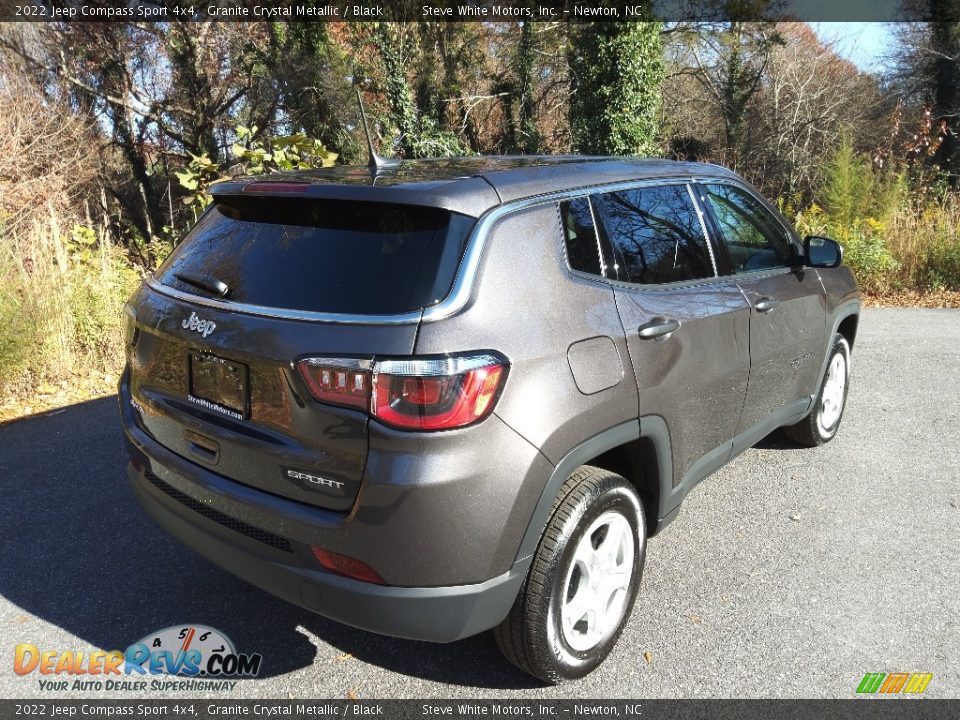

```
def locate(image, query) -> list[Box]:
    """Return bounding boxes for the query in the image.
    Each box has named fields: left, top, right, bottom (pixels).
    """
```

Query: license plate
left=188, top=353, right=249, bottom=420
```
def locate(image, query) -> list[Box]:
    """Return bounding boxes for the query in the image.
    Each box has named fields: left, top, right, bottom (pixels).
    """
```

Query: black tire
left=493, top=466, right=646, bottom=683
left=783, top=334, right=851, bottom=447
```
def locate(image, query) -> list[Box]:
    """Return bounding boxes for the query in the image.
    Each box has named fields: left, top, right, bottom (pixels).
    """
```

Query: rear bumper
left=119, top=365, right=535, bottom=642
left=127, top=457, right=527, bottom=643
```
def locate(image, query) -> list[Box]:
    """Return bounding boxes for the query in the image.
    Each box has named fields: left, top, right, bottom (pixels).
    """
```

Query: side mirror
left=803, top=236, right=843, bottom=269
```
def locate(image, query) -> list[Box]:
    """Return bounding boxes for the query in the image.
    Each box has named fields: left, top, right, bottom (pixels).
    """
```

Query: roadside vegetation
left=1, top=15, right=958, bottom=419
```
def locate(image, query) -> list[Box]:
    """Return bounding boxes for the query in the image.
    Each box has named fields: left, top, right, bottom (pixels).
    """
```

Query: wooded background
left=0, top=13, right=959, bottom=410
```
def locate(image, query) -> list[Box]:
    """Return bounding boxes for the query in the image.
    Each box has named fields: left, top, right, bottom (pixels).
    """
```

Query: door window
left=702, top=183, right=793, bottom=274
left=594, top=184, right=715, bottom=285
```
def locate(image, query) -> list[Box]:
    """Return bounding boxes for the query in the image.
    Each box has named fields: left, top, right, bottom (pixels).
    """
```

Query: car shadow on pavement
left=0, top=396, right=541, bottom=690
left=752, top=429, right=800, bottom=450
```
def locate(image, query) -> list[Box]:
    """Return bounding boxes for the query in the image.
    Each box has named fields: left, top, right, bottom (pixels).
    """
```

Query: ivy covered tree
left=515, top=21, right=540, bottom=153
left=568, top=21, right=664, bottom=156
left=375, top=22, right=418, bottom=157
left=256, top=20, right=357, bottom=160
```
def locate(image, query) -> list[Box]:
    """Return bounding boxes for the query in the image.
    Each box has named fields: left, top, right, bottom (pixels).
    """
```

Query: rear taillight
left=295, top=353, right=508, bottom=431
left=297, top=358, right=371, bottom=410
left=373, top=356, right=506, bottom=431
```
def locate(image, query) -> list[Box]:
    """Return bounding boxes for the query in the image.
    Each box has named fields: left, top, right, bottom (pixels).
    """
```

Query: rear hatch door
left=125, top=195, right=475, bottom=512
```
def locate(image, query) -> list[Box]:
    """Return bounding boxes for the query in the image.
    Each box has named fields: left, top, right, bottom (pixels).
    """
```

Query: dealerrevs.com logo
left=14, top=625, right=262, bottom=692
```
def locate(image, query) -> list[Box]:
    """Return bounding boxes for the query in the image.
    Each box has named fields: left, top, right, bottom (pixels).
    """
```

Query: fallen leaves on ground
left=0, top=374, right=117, bottom=424
left=864, top=290, right=960, bottom=308
left=643, top=651, right=653, bottom=664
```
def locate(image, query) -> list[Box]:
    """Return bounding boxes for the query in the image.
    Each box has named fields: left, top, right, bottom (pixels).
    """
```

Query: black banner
left=0, top=700, right=958, bottom=720
left=0, top=0, right=953, bottom=23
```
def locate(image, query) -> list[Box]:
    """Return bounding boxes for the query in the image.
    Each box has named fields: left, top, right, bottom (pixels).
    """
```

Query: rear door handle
left=638, top=317, right=681, bottom=340
left=754, top=297, right=780, bottom=313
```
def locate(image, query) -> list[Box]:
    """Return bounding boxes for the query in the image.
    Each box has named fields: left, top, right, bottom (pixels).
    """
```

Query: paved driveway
left=1, top=308, right=957, bottom=699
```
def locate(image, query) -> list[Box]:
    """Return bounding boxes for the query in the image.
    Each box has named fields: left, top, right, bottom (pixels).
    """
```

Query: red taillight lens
left=296, top=353, right=508, bottom=431
left=296, top=358, right=372, bottom=410
left=372, top=355, right=507, bottom=431
left=311, top=547, right=385, bottom=585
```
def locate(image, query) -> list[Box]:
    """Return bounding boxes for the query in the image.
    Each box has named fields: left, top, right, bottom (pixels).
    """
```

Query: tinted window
left=560, top=198, right=602, bottom=276
left=156, top=198, right=475, bottom=315
left=595, top=184, right=714, bottom=285
left=702, top=184, right=792, bottom=273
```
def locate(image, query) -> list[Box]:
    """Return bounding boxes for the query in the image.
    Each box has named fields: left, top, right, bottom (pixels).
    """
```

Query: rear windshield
left=155, top=197, right=475, bottom=315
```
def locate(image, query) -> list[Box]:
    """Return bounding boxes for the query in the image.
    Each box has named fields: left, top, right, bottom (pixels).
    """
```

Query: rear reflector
left=295, top=353, right=508, bottom=431
left=311, top=547, right=385, bottom=585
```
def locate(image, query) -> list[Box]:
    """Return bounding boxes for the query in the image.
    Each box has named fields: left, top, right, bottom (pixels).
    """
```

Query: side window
left=559, top=197, right=603, bottom=277
left=594, top=184, right=714, bottom=285
left=702, top=183, right=792, bottom=273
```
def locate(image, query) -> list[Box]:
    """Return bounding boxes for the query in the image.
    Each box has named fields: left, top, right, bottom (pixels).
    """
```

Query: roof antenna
left=356, top=88, right=400, bottom=177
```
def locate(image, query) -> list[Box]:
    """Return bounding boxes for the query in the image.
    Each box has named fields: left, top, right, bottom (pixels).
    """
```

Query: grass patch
left=0, top=212, right=140, bottom=406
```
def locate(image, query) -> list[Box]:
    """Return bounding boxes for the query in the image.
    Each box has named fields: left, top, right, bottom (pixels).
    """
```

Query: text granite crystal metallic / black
left=119, top=155, right=860, bottom=683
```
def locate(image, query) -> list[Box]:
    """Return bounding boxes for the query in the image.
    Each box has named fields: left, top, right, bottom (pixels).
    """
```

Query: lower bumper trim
left=129, top=461, right=527, bottom=643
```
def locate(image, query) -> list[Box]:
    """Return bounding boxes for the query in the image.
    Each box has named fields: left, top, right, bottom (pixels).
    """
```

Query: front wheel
left=494, top=466, right=645, bottom=683
left=784, top=334, right=851, bottom=447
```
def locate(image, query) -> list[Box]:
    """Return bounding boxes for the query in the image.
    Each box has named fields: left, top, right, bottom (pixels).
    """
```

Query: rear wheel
left=784, top=334, right=850, bottom=447
left=494, top=466, right=645, bottom=683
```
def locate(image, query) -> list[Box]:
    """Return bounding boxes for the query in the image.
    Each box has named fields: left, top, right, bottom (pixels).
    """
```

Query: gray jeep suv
left=119, top=156, right=859, bottom=682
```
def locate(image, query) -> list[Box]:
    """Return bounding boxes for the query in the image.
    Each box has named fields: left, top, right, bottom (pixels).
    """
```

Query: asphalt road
left=1, top=308, right=957, bottom=700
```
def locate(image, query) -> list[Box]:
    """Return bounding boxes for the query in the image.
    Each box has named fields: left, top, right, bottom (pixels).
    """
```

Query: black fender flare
left=513, top=417, right=678, bottom=563
left=813, top=300, right=861, bottom=395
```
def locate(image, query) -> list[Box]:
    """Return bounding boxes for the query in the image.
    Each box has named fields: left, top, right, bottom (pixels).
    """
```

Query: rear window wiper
left=174, top=271, right=229, bottom=298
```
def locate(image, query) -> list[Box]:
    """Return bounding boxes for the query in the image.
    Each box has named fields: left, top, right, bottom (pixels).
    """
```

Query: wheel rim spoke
left=562, top=585, right=594, bottom=631
left=560, top=511, right=636, bottom=652
left=819, top=352, right=846, bottom=429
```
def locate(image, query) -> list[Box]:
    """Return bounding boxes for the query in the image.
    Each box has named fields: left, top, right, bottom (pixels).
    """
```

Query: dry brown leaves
left=863, top=290, right=960, bottom=308
left=0, top=374, right=117, bottom=425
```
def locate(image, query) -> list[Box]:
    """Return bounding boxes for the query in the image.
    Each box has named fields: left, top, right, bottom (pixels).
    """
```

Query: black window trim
left=685, top=183, right=719, bottom=278
left=556, top=180, right=752, bottom=292
left=585, top=195, right=611, bottom=278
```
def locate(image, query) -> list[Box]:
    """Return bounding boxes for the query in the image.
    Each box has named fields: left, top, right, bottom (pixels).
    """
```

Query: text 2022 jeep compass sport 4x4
left=120, top=156, right=859, bottom=682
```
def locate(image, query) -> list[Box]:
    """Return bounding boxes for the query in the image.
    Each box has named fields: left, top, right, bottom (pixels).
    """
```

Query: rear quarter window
left=156, top=198, right=475, bottom=315
left=559, top=197, right=603, bottom=276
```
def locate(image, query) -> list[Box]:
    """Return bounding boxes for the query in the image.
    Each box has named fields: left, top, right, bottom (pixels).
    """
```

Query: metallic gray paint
left=121, top=156, right=861, bottom=643
left=735, top=267, right=828, bottom=434
left=122, top=370, right=551, bottom=586
left=567, top=336, right=625, bottom=395
left=413, top=205, right=639, bottom=465
left=613, top=278, right=752, bottom=485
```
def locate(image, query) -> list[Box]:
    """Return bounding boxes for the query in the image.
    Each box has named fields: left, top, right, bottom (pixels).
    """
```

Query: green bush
left=921, top=235, right=960, bottom=290
left=792, top=139, right=959, bottom=294
left=794, top=206, right=898, bottom=293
